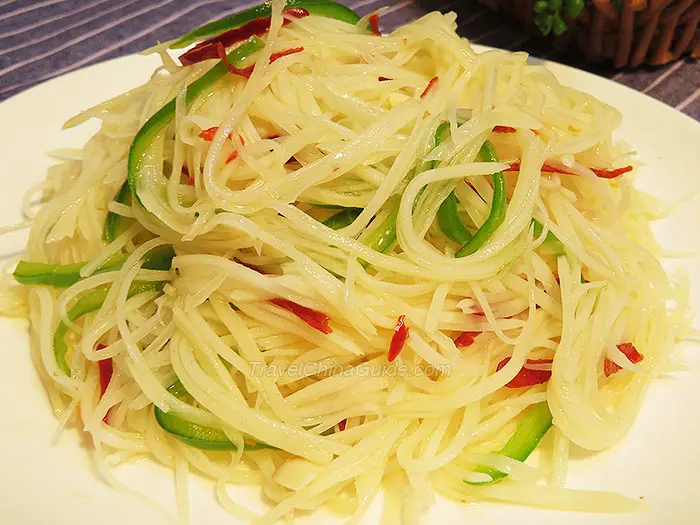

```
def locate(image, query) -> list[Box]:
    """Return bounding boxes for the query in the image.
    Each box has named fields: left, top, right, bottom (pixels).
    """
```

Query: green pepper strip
left=13, top=245, right=176, bottom=288
left=170, top=0, right=361, bottom=49
left=155, top=381, right=272, bottom=451
left=322, top=208, right=362, bottom=230
left=128, top=37, right=265, bottom=204
left=306, top=203, right=348, bottom=210
left=455, top=140, right=507, bottom=257
left=320, top=205, right=396, bottom=255
left=363, top=207, right=399, bottom=254
left=438, top=193, right=473, bottom=245
left=532, top=219, right=565, bottom=256
left=431, top=122, right=473, bottom=245
left=54, top=281, right=164, bottom=376
left=103, top=182, right=133, bottom=244
left=466, top=401, right=553, bottom=485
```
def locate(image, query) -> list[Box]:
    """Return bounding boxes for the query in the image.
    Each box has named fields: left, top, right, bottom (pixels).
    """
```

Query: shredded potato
left=0, top=2, right=691, bottom=523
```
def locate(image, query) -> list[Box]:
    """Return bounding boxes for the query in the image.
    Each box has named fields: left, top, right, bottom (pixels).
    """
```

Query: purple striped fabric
left=0, top=0, right=697, bottom=120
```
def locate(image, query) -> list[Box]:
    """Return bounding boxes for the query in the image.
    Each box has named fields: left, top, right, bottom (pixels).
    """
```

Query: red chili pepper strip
left=505, top=161, right=570, bottom=174
left=96, top=344, right=113, bottom=399
left=269, top=298, right=332, bottom=334
left=96, top=344, right=114, bottom=424
left=378, top=76, right=392, bottom=81
left=369, top=12, right=381, bottom=35
left=387, top=315, right=409, bottom=362
left=493, top=125, right=517, bottom=133
left=98, top=359, right=113, bottom=398
left=338, top=419, right=347, bottom=431
left=590, top=166, right=634, bottom=179
left=269, top=46, right=305, bottom=63
left=182, top=166, right=195, bottom=185
left=506, top=161, right=632, bottom=179
left=496, top=357, right=553, bottom=388
left=455, top=331, right=479, bottom=348
left=420, top=76, right=438, bottom=98
left=226, top=151, right=239, bottom=164
left=604, top=342, right=643, bottom=377
left=218, top=44, right=305, bottom=79
left=216, top=42, right=250, bottom=77
left=199, top=126, right=219, bottom=141
left=179, top=8, right=308, bottom=66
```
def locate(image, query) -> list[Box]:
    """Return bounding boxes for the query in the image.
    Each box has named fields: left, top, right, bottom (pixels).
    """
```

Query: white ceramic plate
left=1, top=47, right=699, bottom=525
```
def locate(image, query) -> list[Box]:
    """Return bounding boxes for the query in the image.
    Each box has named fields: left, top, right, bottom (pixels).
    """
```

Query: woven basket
left=477, top=0, right=700, bottom=67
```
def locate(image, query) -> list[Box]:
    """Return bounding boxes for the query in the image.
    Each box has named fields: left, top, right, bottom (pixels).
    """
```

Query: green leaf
left=534, top=11, right=551, bottom=26
left=564, top=0, right=585, bottom=18
left=540, top=17, right=553, bottom=36
left=534, top=1, right=550, bottom=14
left=552, top=14, right=568, bottom=35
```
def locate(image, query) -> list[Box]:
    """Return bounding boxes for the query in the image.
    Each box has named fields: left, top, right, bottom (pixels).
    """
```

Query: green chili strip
left=438, top=192, right=472, bottom=245
left=320, top=204, right=397, bottom=254
left=364, top=207, right=399, bottom=254
left=455, top=140, right=507, bottom=257
left=14, top=245, right=175, bottom=288
left=155, top=381, right=272, bottom=451
left=103, top=182, right=132, bottom=244
left=306, top=203, right=348, bottom=210
left=128, top=37, right=265, bottom=204
left=322, top=208, right=362, bottom=230
left=170, top=0, right=361, bottom=49
left=532, top=219, right=565, bottom=256
left=466, top=402, right=553, bottom=485
left=430, top=122, right=473, bottom=245
left=54, top=281, right=164, bottom=375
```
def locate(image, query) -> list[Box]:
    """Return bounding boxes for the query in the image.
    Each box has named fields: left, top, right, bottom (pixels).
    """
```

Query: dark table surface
left=0, top=0, right=698, bottom=120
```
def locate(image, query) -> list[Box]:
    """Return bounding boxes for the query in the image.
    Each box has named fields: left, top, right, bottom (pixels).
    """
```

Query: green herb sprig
left=533, top=0, right=584, bottom=36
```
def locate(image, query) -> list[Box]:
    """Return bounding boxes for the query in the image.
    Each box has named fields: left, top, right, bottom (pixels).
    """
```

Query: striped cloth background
left=0, top=0, right=698, bottom=120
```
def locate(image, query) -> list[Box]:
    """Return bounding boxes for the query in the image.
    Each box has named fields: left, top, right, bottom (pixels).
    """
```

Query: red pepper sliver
left=96, top=344, right=113, bottom=398
left=420, top=76, right=438, bottom=98
left=179, top=8, right=309, bottom=66
left=221, top=45, right=305, bottom=79
left=590, top=166, right=634, bottom=179
left=454, top=331, right=479, bottom=348
left=497, top=357, right=553, bottom=388
left=96, top=344, right=113, bottom=424
left=338, top=419, right=347, bottom=431
left=378, top=76, right=392, bottom=82
left=269, top=298, right=332, bottom=334
left=604, top=342, right=644, bottom=377
left=505, top=161, right=632, bottom=179
left=226, top=151, right=239, bottom=164
left=505, top=161, right=570, bottom=174
left=387, top=315, right=409, bottom=362
left=98, top=358, right=113, bottom=398
left=182, top=166, right=195, bottom=185
left=493, top=125, right=517, bottom=133
left=269, top=46, right=304, bottom=63
left=216, top=41, right=250, bottom=77
left=199, top=126, right=219, bottom=141
left=368, top=13, right=381, bottom=35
